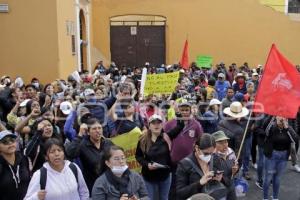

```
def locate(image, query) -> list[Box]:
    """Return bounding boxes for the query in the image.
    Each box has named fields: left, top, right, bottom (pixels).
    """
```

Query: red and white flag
left=254, top=44, right=300, bottom=118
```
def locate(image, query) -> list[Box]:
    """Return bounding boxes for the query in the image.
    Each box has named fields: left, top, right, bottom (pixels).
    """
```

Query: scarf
left=105, top=168, right=131, bottom=197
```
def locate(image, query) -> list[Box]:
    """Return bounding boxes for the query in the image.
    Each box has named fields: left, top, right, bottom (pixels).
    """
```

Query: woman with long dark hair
left=176, top=134, right=227, bottom=200
left=135, top=114, right=172, bottom=200
left=25, top=118, right=62, bottom=173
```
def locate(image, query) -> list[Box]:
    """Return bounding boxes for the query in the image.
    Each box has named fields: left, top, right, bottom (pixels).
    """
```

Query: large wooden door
left=110, top=25, right=165, bottom=68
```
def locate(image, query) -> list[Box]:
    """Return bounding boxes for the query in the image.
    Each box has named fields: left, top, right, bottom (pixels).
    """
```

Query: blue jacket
left=202, top=110, right=220, bottom=134
left=215, top=80, right=231, bottom=101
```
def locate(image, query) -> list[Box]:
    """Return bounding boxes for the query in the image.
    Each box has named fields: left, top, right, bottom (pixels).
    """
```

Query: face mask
left=237, top=79, right=244, bottom=84
left=111, top=165, right=128, bottom=175
left=199, top=154, right=211, bottom=163
left=32, top=82, right=39, bottom=89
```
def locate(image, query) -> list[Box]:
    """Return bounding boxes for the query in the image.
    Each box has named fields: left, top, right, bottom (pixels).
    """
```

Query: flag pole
left=236, top=108, right=253, bottom=161
left=231, top=108, right=253, bottom=179
left=235, top=44, right=274, bottom=162
left=231, top=45, right=271, bottom=179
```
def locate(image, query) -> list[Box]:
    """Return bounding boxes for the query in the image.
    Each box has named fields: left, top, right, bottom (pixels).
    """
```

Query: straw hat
left=223, top=101, right=249, bottom=118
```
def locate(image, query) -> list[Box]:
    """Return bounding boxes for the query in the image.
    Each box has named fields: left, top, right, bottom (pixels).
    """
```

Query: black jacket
left=176, top=154, right=223, bottom=200
left=135, top=133, right=171, bottom=182
left=65, top=135, right=113, bottom=194
left=218, top=118, right=252, bottom=154
left=25, top=131, right=61, bottom=172
left=264, top=123, right=299, bottom=158
left=0, top=152, right=31, bottom=200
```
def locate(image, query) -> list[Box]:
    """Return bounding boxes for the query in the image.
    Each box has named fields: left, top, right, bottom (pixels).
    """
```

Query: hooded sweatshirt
left=24, top=160, right=89, bottom=200
left=0, top=152, right=31, bottom=200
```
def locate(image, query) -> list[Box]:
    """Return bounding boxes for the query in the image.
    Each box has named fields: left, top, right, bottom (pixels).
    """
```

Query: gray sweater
left=92, top=171, right=149, bottom=200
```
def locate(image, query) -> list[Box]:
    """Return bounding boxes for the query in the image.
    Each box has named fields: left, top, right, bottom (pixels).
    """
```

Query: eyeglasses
left=112, top=157, right=126, bottom=162
left=0, top=137, right=16, bottom=145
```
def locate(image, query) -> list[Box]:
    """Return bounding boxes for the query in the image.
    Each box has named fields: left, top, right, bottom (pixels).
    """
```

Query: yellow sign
left=144, top=71, right=180, bottom=96
left=110, top=127, right=142, bottom=172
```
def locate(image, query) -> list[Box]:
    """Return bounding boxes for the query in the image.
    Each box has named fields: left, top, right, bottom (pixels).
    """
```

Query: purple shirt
left=164, top=118, right=203, bottom=164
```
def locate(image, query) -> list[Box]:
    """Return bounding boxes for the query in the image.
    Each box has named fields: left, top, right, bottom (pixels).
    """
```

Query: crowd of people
left=0, top=61, right=300, bottom=200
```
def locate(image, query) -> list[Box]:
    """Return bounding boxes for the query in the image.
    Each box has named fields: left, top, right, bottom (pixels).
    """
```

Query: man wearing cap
left=212, top=130, right=238, bottom=200
left=0, top=130, right=30, bottom=200
left=218, top=101, right=253, bottom=180
left=215, top=73, right=231, bottom=101
left=164, top=101, right=203, bottom=164
left=164, top=101, right=203, bottom=199
left=249, top=72, right=260, bottom=92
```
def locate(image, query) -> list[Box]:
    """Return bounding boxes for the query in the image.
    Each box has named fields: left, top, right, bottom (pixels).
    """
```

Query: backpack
left=40, top=163, right=78, bottom=190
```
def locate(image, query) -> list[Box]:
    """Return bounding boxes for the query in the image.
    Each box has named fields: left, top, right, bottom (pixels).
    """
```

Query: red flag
left=254, top=44, right=300, bottom=118
left=180, top=40, right=189, bottom=69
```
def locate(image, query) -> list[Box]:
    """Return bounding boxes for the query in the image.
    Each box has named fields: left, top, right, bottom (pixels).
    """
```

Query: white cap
left=148, top=114, right=163, bottom=123
left=0, top=130, right=17, bottom=141
left=14, top=77, right=24, bottom=88
left=84, top=88, right=95, bottom=97
left=20, top=99, right=31, bottom=107
left=59, top=101, right=73, bottom=115
left=209, top=98, right=222, bottom=106
left=218, top=73, right=225, bottom=78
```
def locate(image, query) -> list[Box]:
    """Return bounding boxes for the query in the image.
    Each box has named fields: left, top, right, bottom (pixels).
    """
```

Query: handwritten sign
left=144, top=71, right=179, bottom=96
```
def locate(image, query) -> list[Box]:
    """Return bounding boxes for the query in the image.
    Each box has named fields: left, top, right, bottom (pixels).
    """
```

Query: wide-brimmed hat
left=236, top=73, right=245, bottom=78
left=223, top=101, right=249, bottom=118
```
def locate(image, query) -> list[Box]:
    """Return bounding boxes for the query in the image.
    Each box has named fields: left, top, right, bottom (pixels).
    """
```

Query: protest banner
left=144, top=71, right=179, bottom=96
left=196, top=55, right=213, bottom=69
left=110, top=127, right=142, bottom=172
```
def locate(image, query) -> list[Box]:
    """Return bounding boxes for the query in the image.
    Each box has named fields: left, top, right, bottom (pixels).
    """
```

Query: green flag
left=196, top=55, right=213, bottom=69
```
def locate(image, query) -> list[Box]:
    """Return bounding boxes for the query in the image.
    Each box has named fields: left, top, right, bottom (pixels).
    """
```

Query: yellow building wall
left=56, top=0, right=78, bottom=79
left=260, top=0, right=286, bottom=13
left=0, top=0, right=59, bottom=83
left=91, top=0, right=300, bottom=67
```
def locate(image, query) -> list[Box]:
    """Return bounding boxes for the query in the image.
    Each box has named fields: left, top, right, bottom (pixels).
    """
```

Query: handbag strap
left=287, top=129, right=296, bottom=144
left=184, top=157, right=204, bottom=176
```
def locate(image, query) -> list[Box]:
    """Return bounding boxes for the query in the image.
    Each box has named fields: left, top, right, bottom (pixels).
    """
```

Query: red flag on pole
left=254, top=44, right=300, bottom=118
left=180, top=40, right=189, bottom=69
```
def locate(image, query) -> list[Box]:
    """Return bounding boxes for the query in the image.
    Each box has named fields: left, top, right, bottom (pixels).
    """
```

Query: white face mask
left=32, top=82, right=39, bottom=89
left=111, top=165, right=128, bottom=175
left=199, top=154, right=211, bottom=163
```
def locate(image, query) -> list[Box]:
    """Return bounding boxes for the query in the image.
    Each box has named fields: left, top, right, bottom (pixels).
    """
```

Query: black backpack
left=40, top=163, right=78, bottom=190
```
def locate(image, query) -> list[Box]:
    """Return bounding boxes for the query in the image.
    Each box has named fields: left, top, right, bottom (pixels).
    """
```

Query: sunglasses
left=0, top=137, right=16, bottom=145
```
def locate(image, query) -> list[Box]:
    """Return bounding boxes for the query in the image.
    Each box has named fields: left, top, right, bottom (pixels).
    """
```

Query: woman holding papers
left=135, top=114, right=172, bottom=200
